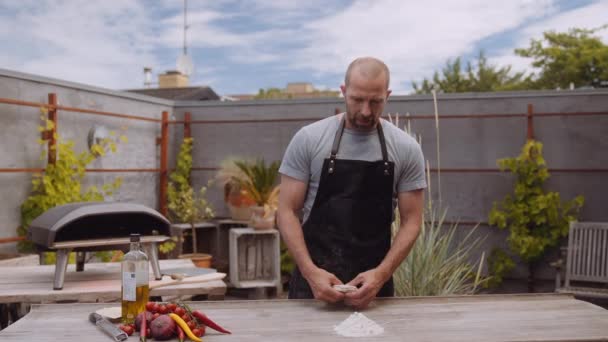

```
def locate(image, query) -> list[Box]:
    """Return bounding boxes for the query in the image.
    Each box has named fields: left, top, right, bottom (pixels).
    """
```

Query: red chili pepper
left=140, top=313, right=147, bottom=342
left=176, top=325, right=185, bottom=342
left=192, top=310, right=231, bottom=334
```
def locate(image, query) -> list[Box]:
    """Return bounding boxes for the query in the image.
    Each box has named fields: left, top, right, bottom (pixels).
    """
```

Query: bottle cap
left=130, top=234, right=140, bottom=242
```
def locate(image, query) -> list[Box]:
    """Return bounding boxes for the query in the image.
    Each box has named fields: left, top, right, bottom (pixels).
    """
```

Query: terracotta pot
left=179, top=253, right=213, bottom=268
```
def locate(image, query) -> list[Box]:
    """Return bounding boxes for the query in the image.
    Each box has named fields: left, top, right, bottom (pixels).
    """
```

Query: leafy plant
left=488, top=140, right=584, bottom=290
left=18, top=112, right=126, bottom=261
left=214, top=158, right=256, bottom=207
left=412, top=51, right=531, bottom=94
left=280, top=241, right=295, bottom=279
left=167, top=137, right=214, bottom=254
left=232, top=159, right=280, bottom=206
left=392, top=206, right=488, bottom=296
left=515, top=25, right=608, bottom=89
left=390, top=108, right=489, bottom=296
left=168, top=187, right=214, bottom=254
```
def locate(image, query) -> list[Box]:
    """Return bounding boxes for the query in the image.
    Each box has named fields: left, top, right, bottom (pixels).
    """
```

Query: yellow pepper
left=168, top=313, right=202, bottom=342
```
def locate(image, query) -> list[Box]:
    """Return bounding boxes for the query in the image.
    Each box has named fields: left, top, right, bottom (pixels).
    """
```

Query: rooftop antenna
left=143, top=67, right=152, bottom=88
left=176, top=0, right=194, bottom=76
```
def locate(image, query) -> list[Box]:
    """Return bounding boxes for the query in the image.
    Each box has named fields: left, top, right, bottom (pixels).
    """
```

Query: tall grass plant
left=388, top=92, right=489, bottom=296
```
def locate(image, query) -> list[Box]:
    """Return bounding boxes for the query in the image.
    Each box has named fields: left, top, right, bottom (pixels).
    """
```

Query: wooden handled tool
left=150, top=272, right=226, bottom=290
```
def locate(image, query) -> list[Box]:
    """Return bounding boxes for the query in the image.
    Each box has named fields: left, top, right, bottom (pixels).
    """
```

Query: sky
left=0, top=0, right=607, bottom=96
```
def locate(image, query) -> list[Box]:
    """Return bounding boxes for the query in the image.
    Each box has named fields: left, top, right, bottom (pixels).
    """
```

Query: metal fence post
left=45, top=93, right=58, bottom=165
left=184, top=112, right=191, bottom=139
left=159, top=111, right=169, bottom=216
left=527, top=104, right=535, bottom=140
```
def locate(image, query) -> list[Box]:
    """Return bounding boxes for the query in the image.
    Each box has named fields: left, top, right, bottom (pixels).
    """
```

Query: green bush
left=487, top=140, right=584, bottom=288
left=166, top=137, right=214, bottom=255
left=18, top=114, right=125, bottom=263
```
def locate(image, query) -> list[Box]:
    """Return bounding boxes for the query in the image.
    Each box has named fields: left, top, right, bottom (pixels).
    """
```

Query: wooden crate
left=170, top=222, right=218, bottom=259
left=215, top=219, right=248, bottom=273
left=228, top=228, right=280, bottom=291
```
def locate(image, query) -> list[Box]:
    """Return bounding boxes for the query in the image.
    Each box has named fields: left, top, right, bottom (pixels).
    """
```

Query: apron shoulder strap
left=331, top=117, right=345, bottom=159
left=329, top=116, right=390, bottom=175
left=376, top=122, right=389, bottom=162
left=328, top=117, right=345, bottom=174
left=376, top=122, right=390, bottom=175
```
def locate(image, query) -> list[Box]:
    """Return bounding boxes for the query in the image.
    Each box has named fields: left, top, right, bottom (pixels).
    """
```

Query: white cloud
left=159, top=9, right=248, bottom=48
left=490, top=1, right=608, bottom=74
left=1, top=0, right=605, bottom=93
left=289, top=0, right=559, bottom=93
left=0, top=0, right=158, bottom=89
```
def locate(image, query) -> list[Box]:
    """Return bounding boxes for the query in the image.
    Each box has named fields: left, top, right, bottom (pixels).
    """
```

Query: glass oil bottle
left=121, top=233, right=149, bottom=324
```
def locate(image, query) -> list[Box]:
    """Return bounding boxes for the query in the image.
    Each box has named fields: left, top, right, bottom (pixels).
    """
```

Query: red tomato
left=145, top=302, right=156, bottom=312
left=119, top=325, right=134, bottom=336
left=192, top=328, right=203, bottom=337
left=167, top=303, right=177, bottom=312
left=187, top=321, right=196, bottom=331
left=157, top=304, right=169, bottom=314
left=181, top=314, right=191, bottom=322
left=174, top=307, right=186, bottom=316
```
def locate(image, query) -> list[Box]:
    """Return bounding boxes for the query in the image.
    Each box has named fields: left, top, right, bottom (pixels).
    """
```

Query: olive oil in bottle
left=121, top=234, right=149, bottom=324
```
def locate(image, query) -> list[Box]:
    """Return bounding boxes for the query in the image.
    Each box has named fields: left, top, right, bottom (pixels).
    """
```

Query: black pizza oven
left=28, top=202, right=171, bottom=290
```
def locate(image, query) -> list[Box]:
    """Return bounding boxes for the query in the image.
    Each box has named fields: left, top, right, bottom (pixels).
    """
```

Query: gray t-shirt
left=279, top=113, right=427, bottom=223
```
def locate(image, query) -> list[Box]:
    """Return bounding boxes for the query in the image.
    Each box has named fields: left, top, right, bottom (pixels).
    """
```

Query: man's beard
left=347, top=111, right=376, bottom=131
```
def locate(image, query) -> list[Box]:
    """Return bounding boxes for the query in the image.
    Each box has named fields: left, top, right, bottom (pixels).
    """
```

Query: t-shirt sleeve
left=397, top=141, right=427, bottom=193
left=279, top=128, right=310, bottom=182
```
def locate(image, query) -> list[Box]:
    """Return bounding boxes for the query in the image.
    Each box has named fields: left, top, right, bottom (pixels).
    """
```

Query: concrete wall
left=0, top=69, right=173, bottom=253
left=176, top=90, right=607, bottom=222
left=175, top=90, right=608, bottom=284
left=1, top=68, right=607, bottom=289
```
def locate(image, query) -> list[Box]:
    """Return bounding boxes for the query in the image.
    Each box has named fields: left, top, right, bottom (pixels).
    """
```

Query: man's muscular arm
left=277, top=174, right=345, bottom=303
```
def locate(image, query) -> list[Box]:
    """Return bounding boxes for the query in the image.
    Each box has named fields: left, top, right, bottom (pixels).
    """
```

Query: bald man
left=277, top=57, right=426, bottom=309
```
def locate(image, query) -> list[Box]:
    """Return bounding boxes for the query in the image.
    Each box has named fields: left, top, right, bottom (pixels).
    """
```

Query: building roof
left=125, top=86, right=220, bottom=101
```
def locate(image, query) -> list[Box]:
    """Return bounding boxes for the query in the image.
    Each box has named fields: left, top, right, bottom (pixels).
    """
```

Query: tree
left=515, top=25, right=608, bottom=89
left=412, top=51, right=530, bottom=94
left=487, top=140, right=584, bottom=291
left=255, top=87, right=292, bottom=99
left=167, top=137, right=214, bottom=256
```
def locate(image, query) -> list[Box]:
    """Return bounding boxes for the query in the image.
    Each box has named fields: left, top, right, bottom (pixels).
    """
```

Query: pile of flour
left=333, top=312, right=384, bottom=337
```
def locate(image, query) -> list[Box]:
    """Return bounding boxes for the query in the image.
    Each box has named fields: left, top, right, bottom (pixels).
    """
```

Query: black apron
left=288, top=117, right=395, bottom=299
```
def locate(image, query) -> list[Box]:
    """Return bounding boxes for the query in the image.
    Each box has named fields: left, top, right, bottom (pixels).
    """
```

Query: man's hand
left=344, top=269, right=387, bottom=309
left=304, top=267, right=346, bottom=304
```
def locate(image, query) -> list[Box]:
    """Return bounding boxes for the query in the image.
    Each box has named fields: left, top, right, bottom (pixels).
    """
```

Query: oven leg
left=76, top=251, right=86, bottom=272
left=54, top=249, right=71, bottom=290
left=144, top=243, right=162, bottom=280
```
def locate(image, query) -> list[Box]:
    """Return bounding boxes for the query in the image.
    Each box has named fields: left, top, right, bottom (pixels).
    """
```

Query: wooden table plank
left=0, top=259, right=226, bottom=303
left=1, top=294, right=607, bottom=341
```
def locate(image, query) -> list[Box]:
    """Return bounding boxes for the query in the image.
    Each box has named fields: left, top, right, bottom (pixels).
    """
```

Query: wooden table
left=2, top=293, right=608, bottom=341
left=0, top=259, right=226, bottom=304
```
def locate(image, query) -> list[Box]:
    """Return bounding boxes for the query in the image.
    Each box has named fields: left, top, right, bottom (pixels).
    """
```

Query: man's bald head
left=344, top=57, right=390, bottom=89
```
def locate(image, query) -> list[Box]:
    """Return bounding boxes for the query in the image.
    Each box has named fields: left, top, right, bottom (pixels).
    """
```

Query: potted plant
left=167, top=137, right=215, bottom=267
left=215, top=158, right=280, bottom=227
left=232, top=159, right=280, bottom=229
left=215, top=158, right=257, bottom=221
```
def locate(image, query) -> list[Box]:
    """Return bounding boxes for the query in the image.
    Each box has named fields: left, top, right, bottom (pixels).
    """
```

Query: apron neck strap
left=330, top=116, right=389, bottom=162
